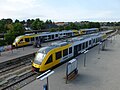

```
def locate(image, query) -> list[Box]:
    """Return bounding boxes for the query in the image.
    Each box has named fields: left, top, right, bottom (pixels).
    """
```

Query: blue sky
left=0, top=0, right=120, bottom=22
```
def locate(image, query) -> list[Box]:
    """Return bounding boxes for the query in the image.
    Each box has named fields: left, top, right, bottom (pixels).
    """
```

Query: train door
left=62, top=48, right=68, bottom=62
left=89, top=40, right=92, bottom=47
left=68, top=47, right=73, bottom=58
left=35, top=37, right=38, bottom=41
left=74, top=45, right=78, bottom=57
left=18, top=39, right=24, bottom=47
left=85, top=41, right=88, bottom=49
left=82, top=42, right=86, bottom=51
left=31, top=37, right=34, bottom=43
left=42, top=36, right=47, bottom=42
left=48, top=35, right=52, bottom=40
left=55, top=34, right=58, bottom=39
left=44, top=54, right=54, bottom=70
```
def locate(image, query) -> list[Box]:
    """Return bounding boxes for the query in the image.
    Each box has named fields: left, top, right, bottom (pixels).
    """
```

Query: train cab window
left=56, top=51, right=62, bottom=60
left=63, top=49, right=68, bottom=57
left=25, top=38, right=29, bottom=42
left=45, top=55, right=53, bottom=65
left=69, top=47, right=72, bottom=54
left=19, top=39, right=23, bottom=44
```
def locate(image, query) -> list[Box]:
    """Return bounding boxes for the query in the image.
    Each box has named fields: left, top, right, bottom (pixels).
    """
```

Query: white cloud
left=0, top=0, right=119, bottom=22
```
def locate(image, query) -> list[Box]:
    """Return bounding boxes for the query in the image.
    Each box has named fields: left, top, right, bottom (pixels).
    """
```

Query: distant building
left=55, top=22, right=68, bottom=26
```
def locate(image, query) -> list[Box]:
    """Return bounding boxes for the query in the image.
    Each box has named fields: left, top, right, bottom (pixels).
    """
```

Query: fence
left=0, top=45, right=12, bottom=55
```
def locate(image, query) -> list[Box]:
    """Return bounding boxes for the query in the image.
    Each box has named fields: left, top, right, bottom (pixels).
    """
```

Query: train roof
left=38, top=46, right=57, bottom=54
left=38, top=33, right=103, bottom=54
left=80, top=28, right=98, bottom=31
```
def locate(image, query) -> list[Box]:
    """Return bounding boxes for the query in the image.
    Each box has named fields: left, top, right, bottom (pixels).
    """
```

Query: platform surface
left=20, top=35, right=120, bottom=90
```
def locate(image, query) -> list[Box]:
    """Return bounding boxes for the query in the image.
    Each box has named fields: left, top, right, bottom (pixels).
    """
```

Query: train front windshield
left=14, top=38, right=19, bottom=43
left=34, top=53, right=46, bottom=64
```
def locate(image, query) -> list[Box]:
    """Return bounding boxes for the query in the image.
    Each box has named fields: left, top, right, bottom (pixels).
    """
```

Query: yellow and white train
left=12, top=30, right=79, bottom=47
left=32, top=32, right=107, bottom=72
left=12, top=28, right=100, bottom=48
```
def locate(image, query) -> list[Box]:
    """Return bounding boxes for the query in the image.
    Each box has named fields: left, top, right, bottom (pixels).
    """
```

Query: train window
left=55, top=34, right=58, bottom=37
left=89, top=40, right=91, bottom=45
left=93, top=39, right=95, bottom=43
left=69, top=47, right=72, bottom=54
left=56, top=51, right=62, bottom=60
left=48, top=35, right=51, bottom=39
left=45, top=55, right=53, bottom=65
left=43, top=36, right=47, bottom=40
left=77, top=45, right=79, bottom=51
left=63, top=48, right=68, bottom=57
left=31, top=37, right=34, bottom=41
left=82, top=42, right=85, bottom=49
left=79, top=44, right=81, bottom=51
left=25, top=38, right=29, bottom=42
left=36, top=37, right=38, bottom=41
left=52, top=35, right=54, bottom=39
left=86, top=41, right=88, bottom=48
left=96, top=38, right=97, bottom=43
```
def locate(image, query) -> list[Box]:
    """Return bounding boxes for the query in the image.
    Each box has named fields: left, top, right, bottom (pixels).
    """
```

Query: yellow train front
left=32, top=42, right=72, bottom=72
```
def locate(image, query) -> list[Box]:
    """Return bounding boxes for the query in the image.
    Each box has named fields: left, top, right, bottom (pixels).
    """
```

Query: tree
left=4, top=30, right=15, bottom=44
left=15, top=19, right=20, bottom=23
left=64, top=25, right=71, bottom=30
left=50, top=28, right=57, bottom=32
left=20, top=20, right=25, bottom=25
left=6, top=18, right=13, bottom=24
left=58, top=26, right=64, bottom=31
left=0, top=20, right=5, bottom=33
left=31, top=18, right=45, bottom=30
left=13, top=22, right=25, bottom=36
left=4, top=24, right=14, bottom=31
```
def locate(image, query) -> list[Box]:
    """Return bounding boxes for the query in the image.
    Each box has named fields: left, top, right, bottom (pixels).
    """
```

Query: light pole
left=98, top=42, right=102, bottom=54
left=83, top=50, right=89, bottom=67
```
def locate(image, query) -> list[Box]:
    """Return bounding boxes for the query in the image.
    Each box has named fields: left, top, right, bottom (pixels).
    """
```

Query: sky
left=0, top=0, right=120, bottom=22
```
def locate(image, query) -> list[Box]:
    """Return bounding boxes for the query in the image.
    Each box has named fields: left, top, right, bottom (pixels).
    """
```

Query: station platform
left=0, top=41, right=55, bottom=63
left=20, top=35, right=120, bottom=90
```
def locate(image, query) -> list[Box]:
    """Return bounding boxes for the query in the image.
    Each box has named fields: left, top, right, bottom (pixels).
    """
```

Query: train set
left=32, top=32, right=108, bottom=72
left=12, top=28, right=99, bottom=48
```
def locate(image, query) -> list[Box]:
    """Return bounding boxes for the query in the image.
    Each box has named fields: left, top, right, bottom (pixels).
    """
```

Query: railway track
left=0, top=53, right=39, bottom=90
left=0, top=53, right=35, bottom=75
left=0, top=70, right=38, bottom=90
left=0, top=30, right=117, bottom=90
